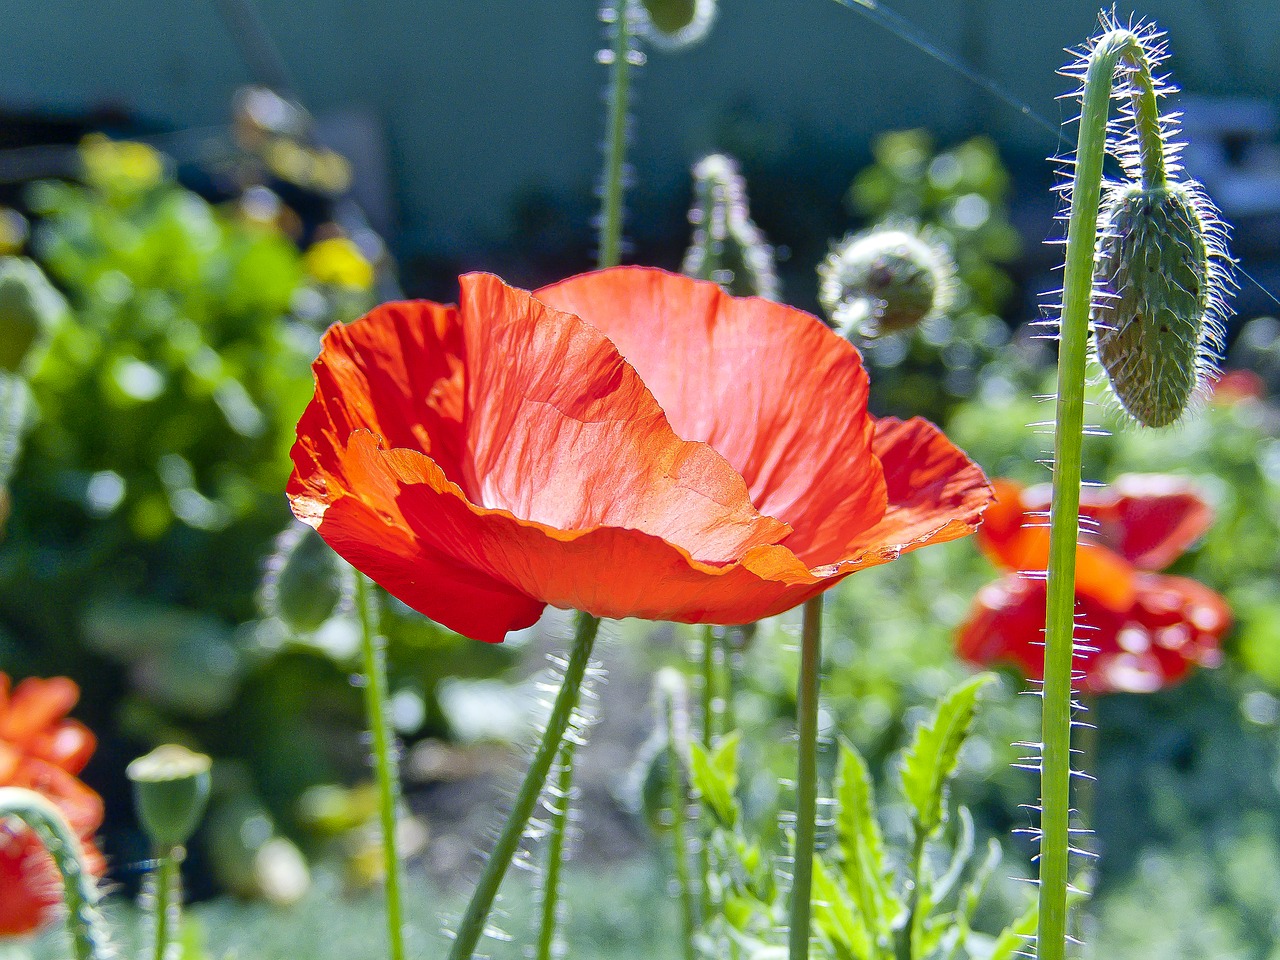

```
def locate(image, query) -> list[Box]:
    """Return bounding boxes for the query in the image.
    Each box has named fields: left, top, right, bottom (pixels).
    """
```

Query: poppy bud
left=636, top=0, right=716, bottom=49
left=682, top=154, right=779, bottom=300
left=127, top=744, right=213, bottom=850
left=0, top=257, right=65, bottom=373
left=260, top=521, right=348, bottom=634
left=818, top=225, right=956, bottom=339
left=1092, top=179, right=1229, bottom=427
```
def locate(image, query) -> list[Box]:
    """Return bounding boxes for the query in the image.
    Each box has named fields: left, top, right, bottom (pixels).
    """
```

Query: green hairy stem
left=354, top=572, right=407, bottom=960
left=535, top=740, right=578, bottom=960
left=788, top=596, right=824, bottom=960
left=447, top=613, right=602, bottom=960
left=598, top=0, right=635, bottom=268
left=1039, top=27, right=1165, bottom=960
left=0, top=787, right=113, bottom=960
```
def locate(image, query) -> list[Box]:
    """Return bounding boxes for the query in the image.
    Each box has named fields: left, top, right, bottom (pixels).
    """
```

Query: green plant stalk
left=150, top=848, right=180, bottom=960
left=666, top=696, right=698, bottom=960
left=700, top=624, right=716, bottom=744
left=0, top=787, right=113, bottom=960
left=535, top=739, right=578, bottom=960
left=722, top=628, right=738, bottom=733
left=1038, top=29, right=1164, bottom=960
left=788, top=596, right=824, bottom=960
left=448, top=612, right=602, bottom=960
left=354, top=572, right=406, bottom=960
left=897, top=826, right=929, bottom=960
left=598, top=0, right=634, bottom=269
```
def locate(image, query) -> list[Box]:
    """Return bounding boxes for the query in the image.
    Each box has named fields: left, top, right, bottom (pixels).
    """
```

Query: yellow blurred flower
left=80, top=134, right=164, bottom=194
left=304, top=237, right=375, bottom=291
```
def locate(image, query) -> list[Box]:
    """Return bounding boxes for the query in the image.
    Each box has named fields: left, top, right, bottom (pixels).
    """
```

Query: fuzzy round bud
left=636, top=0, right=716, bottom=49
left=0, top=257, right=66, bottom=373
left=818, top=225, right=956, bottom=339
left=260, top=521, right=348, bottom=633
left=1092, top=180, right=1225, bottom=427
left=127, top=744, right=213, bottom=850
left=682, top=154, right=779, bottom=300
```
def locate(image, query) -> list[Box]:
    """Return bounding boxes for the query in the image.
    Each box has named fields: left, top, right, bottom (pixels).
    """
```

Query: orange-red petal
left=0, top=677, right=79, bottom=747
left=535, top=267, right=887, bottom=566
left=957, top=570, right=1229, bottom=695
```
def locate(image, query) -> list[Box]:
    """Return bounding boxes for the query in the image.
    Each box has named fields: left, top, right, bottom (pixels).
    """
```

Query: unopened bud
left=127, top=744, right=212, bottom=850
left=261, top=521, right=348, bottom=633
left=0, top=257, right=66, bottom=372
left=637, top=0, right=716, bottom=49
left=682, top=154, right=779, bottom=300
left=818, top=225, right=956, bottom=339
left=1093, top=179, right=1229, bottom=427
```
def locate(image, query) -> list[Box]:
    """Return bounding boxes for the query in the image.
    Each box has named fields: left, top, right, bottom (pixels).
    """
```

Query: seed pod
left=0, top=256, right=66, bottom=373
left=818, top=225, right=956, bottom=339
left=127, top=744, right=213, bottom=850
left=682, top=154, right=779, bottom=300
left=260, top=521, right=348, bottom=633
left=1092, top=179, right=1227, bottom=427
left=636, top=0, right=716, bottom=49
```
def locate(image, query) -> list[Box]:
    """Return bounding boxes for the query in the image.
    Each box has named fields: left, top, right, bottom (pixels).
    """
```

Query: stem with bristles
left=598, top=0, right=635, bottom=268
left=1040, top=27, right=1164, bottom=960
left=447, top=613, right=602, bottom=960
left=788, top=596, right=824, bottom=960
left=355, top=572, right=406, bottom=960
left=0, top=787, right=114, bottom=960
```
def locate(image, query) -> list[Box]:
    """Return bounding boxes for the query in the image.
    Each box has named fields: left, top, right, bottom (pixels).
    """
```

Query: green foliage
left=690, top=678, right=1030, bottom=960
left=690, top=732, right=741, bottom=830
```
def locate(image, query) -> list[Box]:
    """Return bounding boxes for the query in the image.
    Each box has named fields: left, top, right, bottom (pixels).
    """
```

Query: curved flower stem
left=788, top=596, right=824, bottom=960
left=150, top=848, right=180, bottom=960
left=535, top=739, right=578, bottom=960
left=448, top=612, right=602, bottom=960
left=666, top=693, right=698, bottom=960
left=354, top=572, right=406, bottom=960
left=0, top=787, right=113, bottom=960
left=1040, top=28, right=1164, bottom=960
left=598, top=0, right=635, bottom=269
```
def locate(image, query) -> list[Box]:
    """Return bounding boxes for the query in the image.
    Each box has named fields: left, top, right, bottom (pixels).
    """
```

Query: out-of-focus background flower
left=2, top=2, right=1280, bottom=957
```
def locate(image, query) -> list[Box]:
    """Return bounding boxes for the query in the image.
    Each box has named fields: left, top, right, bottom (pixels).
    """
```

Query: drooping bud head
left=1092, top=179, right=1231, bottom=427
left=0, top=257, right=66, bottom=373
left=818, top=225, right=956, bottom=339
left=260, top=521, right=348, bottom=634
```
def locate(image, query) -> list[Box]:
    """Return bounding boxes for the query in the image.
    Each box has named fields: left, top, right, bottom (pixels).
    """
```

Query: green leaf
left=900, top=675, right=993, bottom=836
left=987, top=901, right=1038, bottom=960
left=834, top=740, right=897, bottom=937
left=811, top=855, right=873, bottom=960
left=691, top=731, right=740, bottom=828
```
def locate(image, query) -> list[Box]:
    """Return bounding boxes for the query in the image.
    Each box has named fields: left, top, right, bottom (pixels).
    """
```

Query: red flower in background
left=290, top=267, right=993, bottom=642
left=957, top=476, right=1230, bottom=694
left=0, top=674, right=104, bottom=935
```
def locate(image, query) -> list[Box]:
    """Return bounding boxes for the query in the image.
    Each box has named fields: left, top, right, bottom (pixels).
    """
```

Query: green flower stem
left=151, top=848, right=180, bottom=960
left=535, top=739, right=578, bottom=960
left=448, top=612, right=602, bottom=960
left=598, top=0, right=634, bottom=269
left=666, top=694, right=698, bottom=960
left=0, top=787, right=112, bottom=960
left=788, top=596, right=824, bottom=960
left=721, top=628, right=738, bottom=733
left=1039, top=28, right=1164, bottom=960
left=354, top=572, right=406, bottom=960
left=700, top=624, right=717, bottom=744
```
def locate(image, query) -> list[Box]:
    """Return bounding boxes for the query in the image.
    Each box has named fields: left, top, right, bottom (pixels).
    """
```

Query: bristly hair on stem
left=1033, top=12, right=1232, bottom=960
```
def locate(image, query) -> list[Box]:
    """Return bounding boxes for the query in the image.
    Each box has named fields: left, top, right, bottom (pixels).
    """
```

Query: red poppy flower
left=957, top=476, right=1229, bottom=694
left=0, top=674, right=105, bottom=936
left=289, top=267, right=992, bottom=642
left=1210, top=369, right=1267, bottom=406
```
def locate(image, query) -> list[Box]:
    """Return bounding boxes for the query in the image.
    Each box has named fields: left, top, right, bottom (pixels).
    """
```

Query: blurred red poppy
left=290, top=267, right=992, bottom=642
left=957, top=477, right=1229, bottom=694
left=0, top=674, right=105, bottom=936
left=1210, top=369, right=1267, bottom=406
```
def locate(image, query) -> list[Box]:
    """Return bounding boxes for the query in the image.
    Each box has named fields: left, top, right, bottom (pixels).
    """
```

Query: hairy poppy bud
left=818, top=225, right=956, bottom=339
left=682, top=154, right=779, bottom=300
left=1092, top=180, right=1229, bottom=428
left=127, top=744, right=213, bottom=850
left=260, top=521, right=348, bottom=633
left=636, top=0, right=716, bottom=49
left=0, top=257, right=65, bottom=373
